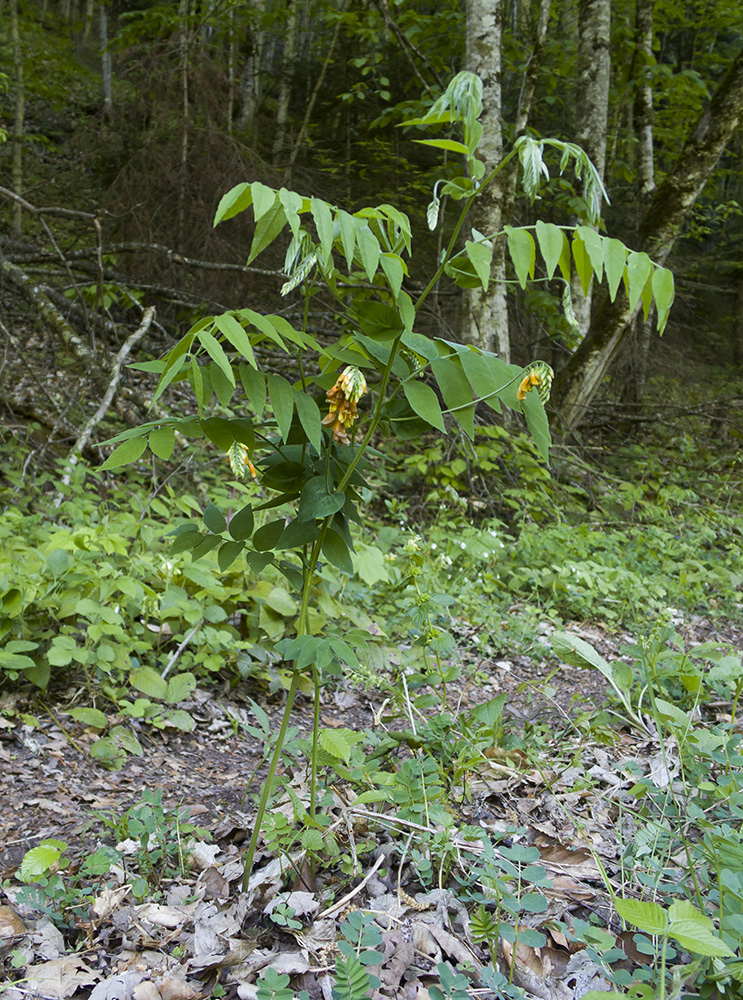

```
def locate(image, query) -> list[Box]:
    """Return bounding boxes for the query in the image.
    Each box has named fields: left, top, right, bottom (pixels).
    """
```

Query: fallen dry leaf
left=25, top=955, right=99, bottom=999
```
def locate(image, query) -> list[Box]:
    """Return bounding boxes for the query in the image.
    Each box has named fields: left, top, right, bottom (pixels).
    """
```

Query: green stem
left=241, top=518, right=331, bottom=891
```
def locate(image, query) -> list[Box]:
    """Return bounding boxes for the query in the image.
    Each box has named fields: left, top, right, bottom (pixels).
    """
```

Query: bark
left=634, top=0, right=655, bottom=199
left=10, top=0, right=24, bottom=236
left=100, top=1, right=112, bottom=117
left=178, top=0, right=190, bottom=248
left=569, top=0, right=611, bottom=340
left=462, top=0, right=509, bottom=361
left=552, top=46, right=743, bottom=432
left=237, top=2, right=265, bottom=137
left=272, top=0, right=299, bottom=165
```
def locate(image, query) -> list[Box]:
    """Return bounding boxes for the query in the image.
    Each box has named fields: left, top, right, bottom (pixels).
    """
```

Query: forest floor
left=2, top=611, right=742, bottom=1000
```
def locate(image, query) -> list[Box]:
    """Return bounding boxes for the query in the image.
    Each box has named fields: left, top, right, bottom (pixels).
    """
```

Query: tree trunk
left=178, top=0, right=190, bottom=248
left=552, top=45, right=743, bottom=432
left=272, top=0, right=299, bottom=166
left=569, top=0, right=611, bottom=340
left=237, top=2, right=265, bottom=138
left=100, top=2, right=112, bottom=117
left=462, top=0, right=509, bottom=361
left=10, top=0, right=24, bottom=236
left=634, top=0, right=655, bottom=200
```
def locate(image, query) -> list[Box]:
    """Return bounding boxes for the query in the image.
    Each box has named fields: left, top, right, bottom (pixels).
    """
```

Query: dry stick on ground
left=55, top=306, right=156, bottom=503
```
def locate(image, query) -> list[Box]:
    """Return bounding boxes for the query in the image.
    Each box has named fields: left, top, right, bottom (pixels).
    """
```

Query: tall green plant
left=102, top=72, right=675, bottom=889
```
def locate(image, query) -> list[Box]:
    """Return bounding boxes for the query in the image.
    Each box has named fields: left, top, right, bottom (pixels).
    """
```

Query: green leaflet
left=101, top=436, right=147, bottom=471
left=505, top=226, right=536, bottom=288
left=403, top=380, right=445, bottom=432
left=266, top=374, right=294, bottom=441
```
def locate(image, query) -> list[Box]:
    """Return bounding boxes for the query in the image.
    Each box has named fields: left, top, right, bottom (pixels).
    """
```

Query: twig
left=161, top=618, right=204, bottom=678
left=317, top=852, right=386, bottom=919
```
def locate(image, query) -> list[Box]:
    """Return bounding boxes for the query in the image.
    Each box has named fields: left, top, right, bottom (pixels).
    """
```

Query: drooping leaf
left=294, top=391, right=323, bottom=454
left=535, top=221, right=569, bottom=280
left=604, top=238, right=627, bottom=301
left=266, top=374, right=295, bottom=441
left=148, top=426, right=175, bottom=461
left=505, top=226, right=536, bottom=288
left=248, top=201, right=287, bottom=264
left=218, top=539, right=244, bottom=570
left=229, top=504, right=255, bottom=541
left=198, top=329, right=235, bottom=387
left=464, top=239, right=492, bottom=291
left=402, top=380, right=446, bottom=432
left=214, top=313, right=257, bottom=368
left=652, top=267, right=675, bottom=334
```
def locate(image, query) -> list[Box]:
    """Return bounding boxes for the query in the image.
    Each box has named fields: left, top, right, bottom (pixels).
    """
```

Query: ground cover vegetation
left=1, top=2, right=743, bottom=999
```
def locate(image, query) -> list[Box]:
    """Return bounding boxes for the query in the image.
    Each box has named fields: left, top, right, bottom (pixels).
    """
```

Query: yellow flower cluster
left=322, top=366, right=367, bottom=445
left=227, top=442, right=258, bottom=481
left=516, top=362, right=554, bottom=404
left=517, top=371, right=542, bottom=401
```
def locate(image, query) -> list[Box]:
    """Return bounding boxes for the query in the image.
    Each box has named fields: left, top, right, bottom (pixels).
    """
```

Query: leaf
left=626, top=251, right=654, bottom=311
left=652, top=267, right=675, bottom=334
left=165, top=672, right=197, bottom=704
left=248, top=201, right=287, bottom=264
left=203, top=502, right=227, bottom=534
left=68, top=707, right=108, bottom=730
left=130, top=666, right=168, bottom=701
left=267, top=374, right=295, bottom=441
left=318, top=729, right=353, bottom=762
left=240, top=364, right=266, bottom=416
left=604, top=238, right=627, bottom=301
left=253, top=518, right=285, bottom=552
left=535, top=221, right=568, bottom=280
left=431, top=355, right=474, bottom=438
left=210, top=357, right=239, bottom=405
left=18, top=840, right=67, bottom=881
left=337, top=209, right=357, bottom=269
left=299, top=477, right=345, bottom=521
left=571, top=232, right=593, bottom=295
left=265, top=587, right=297, bottom=617
left=101, top=436, right=147, bottom=471
left=380, top=252, right=406, bottom=298
left=214, top=182, right=252, bottom=225
left=322, top=529, right=354, bottom=575
left=198, top=329, right=235, bottom=387
left=218, top=540, right=244, bottom=570
left=403, top=380, right=446, bottom=432
left=427, top=195, right=440, bottom=230
left=414, top=138, right=470, bottom=154
left=311, top=196, right=334, bottom=264
left=214, top=313, right=257, bottom=369
left=229, top=504, right=255, bottom=541
left=294, top=391, right=323, bottom=454
left=667, top=900, right=734, bottom=957
left=464, top=239, right=492, bottom=291
left=505, top=226, right=536, bottom=288
left=148, top=426, right=175, bottom=461
left=356, top=224, right=380, bottom=282
left=521, top=390, right=551, bottom=463
left=614, top=897, right=668, bottom=936
left=576, top=225, right=604, bottom=283
left=251, top=180, right=276, bottom=222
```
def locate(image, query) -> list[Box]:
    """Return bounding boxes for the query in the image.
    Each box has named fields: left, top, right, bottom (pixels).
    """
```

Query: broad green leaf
left=163, top=709, right=195, bottom=732
left=299, top=477, right=345, bottom=521
left=318, top=729, right=353, bottom=762
left=18, top=841, right=67, bottom=882
left=192, top=534, right=222, bottom=561
left=431, top=355, right=475, bottom=438
left=505, top=227, right=536, bottom=288
left=251, top=180, right=275, bottom=222
left=626, top=252, right=654, bottom=311
left=403, top=380, right=446, bottom=432
left=239, top=308, right=288, bottom=350
left=218, top=539, right=244, bottom=570
left=248, top=201, right=287, bottom=264
left=458, top=349, right=509, bottom=413
left=413, top=138, right=470, bottom=155
left=214, top=182, right=252, bottom=225
left=209, top=361, right=235, bottom=407
left=266, top=374, right=295, bottom=441
left=149, top=426, right=175, bottom=461
left=253, top=518, right=285, bottom=552
left=214, top=313, right=257, bottom=369
left=68, top=707, right=108, bottom=730
left=535, top=221, right=568, bottom=280
left=464, top=239, right=492, bottom=291
left=203, top=502, right=227, bottom=534
left=279, top=188, right=304, bottom=237
left=322, top=529, right=354, bottom=575
left=521, top=390, right=551, bottom=463
left=130, top=665, right=168, bottom=701
left=202, top=416, right=233, bottom=450
left=604, top=238, right=627, bottom=301
left=571, top=233, right=592, bottom=295
left=337, top=209, right=356, bottom=269
left=379, top=253, right=406, bottom=298
left=576, top=225, right=604, bottom=283
left=169, top=527, right=202, bottom=555
left=240, top=364, right=266, bottom=416
left=652, top=267, right=675, bottom=333
left=109, top=725, right=143, bottom=756
left=265, top=586, right=297, bottom=616
left=165, top=672, right=197, bottom=704
left=294, top=391, right=323, bottom=454
left=198, top=329, right=235, bottom=387
left=311, top=197, right=334, bottom=264
left=229, top=504, right=255, bottom=541
left=188, top=357, right=206, bottom=411
left=668, top=900, right=734, bottom=957
left=101, top=436, right=147, bottom=470
left=654, top=697, right=691, bottom=730
left=277, top=517, right=319, bottom=549
left=614, top=897, right=668, bottom=936
left=356, top=224, right=380, bottom=282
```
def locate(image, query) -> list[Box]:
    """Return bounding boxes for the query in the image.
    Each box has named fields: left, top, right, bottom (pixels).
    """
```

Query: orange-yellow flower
left=517, top=371, right=541, bottom=401
left=322, top=366, right=367, bottom=445
left=227, top=442, right=258, bottom=480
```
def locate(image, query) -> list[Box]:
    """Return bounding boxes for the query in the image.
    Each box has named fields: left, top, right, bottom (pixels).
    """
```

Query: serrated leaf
left=668, top=900, right=734, bottom=957
left=318, top=729, right=353, bottom=762
left=165, top=672, right=197, bottom=704
left=101, top=436, right=147, bottom=470
left=614, top=897, right=668, bottom=936
left=162, top=709, right=196, bottom=732
left=130, top=665, right=168, bottom=701
left=18, top=842, right=67, bottom=882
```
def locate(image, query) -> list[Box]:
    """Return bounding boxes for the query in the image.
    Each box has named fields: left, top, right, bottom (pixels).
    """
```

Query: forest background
left=1, top=2, right=743, bottom=999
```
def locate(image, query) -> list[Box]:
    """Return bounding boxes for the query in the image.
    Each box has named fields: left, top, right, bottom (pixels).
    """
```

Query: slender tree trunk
left=10, top=0, right=24, bottom=236
left=552, top=46, right=743, bottom=432
left=178, top=0, right=190, bottom=248
left=237, top=2, right=265, bottom=137
left=462, top=0, right=509, bottom=361
left=227, top=7, right=235, bottom=135
left=569, top=0, right=611, bottom=339
left=272, top=0, right=299, bottom=166
left=100, top=1, right=112, bottom=117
